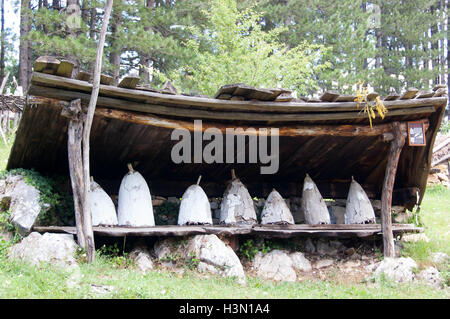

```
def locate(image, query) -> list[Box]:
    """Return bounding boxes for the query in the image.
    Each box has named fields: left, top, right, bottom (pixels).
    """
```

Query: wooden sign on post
left=407, top=121, right=426, bottom=146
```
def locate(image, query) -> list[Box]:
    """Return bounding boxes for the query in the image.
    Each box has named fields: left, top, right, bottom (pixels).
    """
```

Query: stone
left=9, top=232, right=79, bottom=268
left=252, top=250, right=297, bottom=282
left=154, top=234, right=245, bottom=284
left=342, top=260, right=361, bottom=269
left=167, top=197, right=180, bottom=204
left=1, top=175, right=42, bottom=236
left=345, top=178, right=376, bottom=224
left=304, top=238, right=315, bottom=253
left=290, top=252, right=312, bottom=272
left=417, top=267, right=443, bottom=288
left=261, top=189, right=294, bottom=225
left=129, top=245, right=154, bottom=272
left=302, top=174, right=330, bottom=224
left=374, top=257, right=418, bottom=283
left=431, top=252, right=449, bottom=264
left=316, top=240, right=338, bottom=256
left=401, top=233, right=430, bottom=243
left=152, top=199, right=165, bottom=207
left=345, top=247, right=355, bottom=256
left=329, top=240, right=344, bottom=250
left=314, top=259, right=334, bottom=269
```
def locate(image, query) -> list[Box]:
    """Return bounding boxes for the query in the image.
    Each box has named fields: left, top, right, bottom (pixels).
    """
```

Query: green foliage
left=160, top=250, right=199, bottom=270
left=239, top=238, right=282, bottom=260
left=97, top=243, right=133, bottom=269
left=250, top=0, right=446, bottom=95
left=439, top=121, right=450, bottom=134
left=162, top=0, right=329, bottom=96
left=0, top=169, right=75, bottom=226
left=154, top=201, right=180, bottom=225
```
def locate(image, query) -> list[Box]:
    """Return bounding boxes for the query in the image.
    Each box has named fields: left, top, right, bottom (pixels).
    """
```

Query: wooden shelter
left=6, top=58, right=448, bottom=256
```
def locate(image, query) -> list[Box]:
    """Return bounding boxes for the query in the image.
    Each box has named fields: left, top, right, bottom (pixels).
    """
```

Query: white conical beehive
left=345, top=177, right=376, bottom=224
left=220, top=170, right=257, bottom=225
left=301, top=174, right=330, bottom=225
left=261, top=189, right=294, bottom=225
left=117, top=164, right=155, bottom=226
left=178, top=176, right=212, bottom=225
left=89, top=178, right=118, bottom=226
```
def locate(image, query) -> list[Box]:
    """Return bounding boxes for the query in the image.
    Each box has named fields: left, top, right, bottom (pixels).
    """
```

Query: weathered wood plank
left=100, top=74, right=113, bottom=85
left=32, top=224, right=422, bottom=239
left=416, top=90, right=435, bottom=99
left=320, top=91, right=339, bottom=102
left=381, top=122, right=405, bottom=257
left=34, top=56, right=61, bottom=74
left=55, top=60, right=75, bottom=78
left=383, top=93, right=400, bottom=101
left=433, top=84, right=446, bottom=91
left=335, top=95, right=356, bottom=102
left=433, top=88, right=447, bottom=97
left=400, top=88, right=419, bottom=100
left=118, top=76, right=140, bottom=89
left=367, top=92, right=379, bottom=101
left=76, top=71, right=91, bottom=82
left=274, top=92, right=294, bottom=102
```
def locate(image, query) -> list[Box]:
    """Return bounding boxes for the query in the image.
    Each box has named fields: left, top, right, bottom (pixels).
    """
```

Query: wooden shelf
left=33, top=223, right=422, bottom=239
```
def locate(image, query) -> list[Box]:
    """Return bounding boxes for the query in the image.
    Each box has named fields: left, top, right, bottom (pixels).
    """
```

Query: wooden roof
left=6, top=57, right=448, bottom=209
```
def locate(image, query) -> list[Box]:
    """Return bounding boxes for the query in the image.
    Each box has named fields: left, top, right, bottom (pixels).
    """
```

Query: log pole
left=62, top=99, right=86, bottom=249
left=381, top=122, right=405, bottom=257
left=81, top=0, right=113, bottom=263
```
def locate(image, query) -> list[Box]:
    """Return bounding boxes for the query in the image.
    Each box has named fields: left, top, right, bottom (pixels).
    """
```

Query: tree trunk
left=139, top=0, right=155, bottom=85
left=109, top=2, right=122, bottom=86
left=62, top=99, right=86, bottom=249
left=381, top=122, right=405, bottom=257
left=19, top=0, right=31, bottom=95
left=0, top=0, right=5, bottom=84
left=81, top=0, right=113, bottom=263
left=447, top=0, right=449, bottom=116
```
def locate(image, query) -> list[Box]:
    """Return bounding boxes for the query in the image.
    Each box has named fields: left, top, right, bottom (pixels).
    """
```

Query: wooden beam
left=381, top=122, right=405, bottom=257
left=30, top=72, right=448, bottom=113
left=28, top=84, right=438, bottom=123
left=32, top=224, right=423, bottom=239
left=60, top=99, right=86, bottom=250
left=93, top=106, right=409, bottom=136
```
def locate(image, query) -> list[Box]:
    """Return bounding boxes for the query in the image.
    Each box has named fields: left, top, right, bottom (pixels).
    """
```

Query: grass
left=0, top=133, right=14, bottom=171
left=0, top=257, right=447, bottom=299
left=0, top=133, right=449, bottom=298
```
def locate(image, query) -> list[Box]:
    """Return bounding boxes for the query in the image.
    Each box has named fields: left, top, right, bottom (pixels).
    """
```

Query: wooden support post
left=61, top=99, right=94, bottom=255
left=381, top=122, right=405, bottom=257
